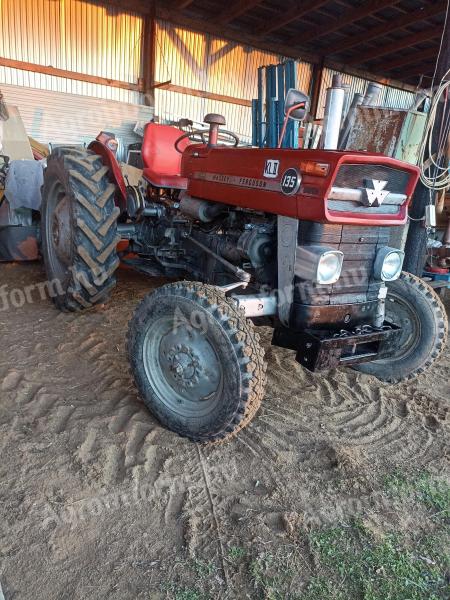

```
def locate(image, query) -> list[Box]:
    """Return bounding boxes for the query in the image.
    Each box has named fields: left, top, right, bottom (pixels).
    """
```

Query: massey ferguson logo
left=361, top=179, right=390, bottom=206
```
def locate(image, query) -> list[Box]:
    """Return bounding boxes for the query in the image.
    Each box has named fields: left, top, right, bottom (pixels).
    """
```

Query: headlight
left=295, top=246, right=344, bottom=284
left=374, top=247, right=404, bottom=281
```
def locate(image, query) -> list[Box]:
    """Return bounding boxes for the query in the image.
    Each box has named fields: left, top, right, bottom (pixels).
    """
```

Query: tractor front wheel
left=127, top=282, right=267, bottom=442
left=354, top=272, right=448, bottom=382
left=41, top=147, right=120, bottom=311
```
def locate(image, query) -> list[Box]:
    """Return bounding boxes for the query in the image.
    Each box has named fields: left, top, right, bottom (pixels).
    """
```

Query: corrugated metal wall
left=1, top=83, right=154, bottom=160
left=316, top=68, right=416, bottom=119
left=0, top=0, right=143, bottom=103
left=154, top=20, right=313, bottom=142
left=0, top=0, right=418, bottom=144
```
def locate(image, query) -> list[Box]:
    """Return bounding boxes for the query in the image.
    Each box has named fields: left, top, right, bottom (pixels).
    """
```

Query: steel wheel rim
left=142, top=314, right=224, bottom=418
left=45, top=178, right=73, bottom=282
left=383, top=289, right=422, bottom=361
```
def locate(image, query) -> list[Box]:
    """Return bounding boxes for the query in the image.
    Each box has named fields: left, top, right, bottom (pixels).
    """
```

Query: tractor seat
left=141, top=122, right=189, bottom=189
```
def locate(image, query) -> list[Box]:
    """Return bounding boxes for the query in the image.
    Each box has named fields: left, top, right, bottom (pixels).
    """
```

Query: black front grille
left=334, top=164, right=410, bottom=195
left=295, top=223, right=389, bottom=306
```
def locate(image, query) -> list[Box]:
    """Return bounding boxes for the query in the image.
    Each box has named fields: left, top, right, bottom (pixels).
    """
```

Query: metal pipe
left=362, top=82, right=383, bottom=106
left=251, top=99, right=258, bottom=146
left=322, top=74, right=345, bottom=150
left=184, top=234, right=251, bottom=283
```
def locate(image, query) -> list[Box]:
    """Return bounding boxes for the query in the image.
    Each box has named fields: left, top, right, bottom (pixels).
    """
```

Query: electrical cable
left=417, top=67, right=450, bottom=191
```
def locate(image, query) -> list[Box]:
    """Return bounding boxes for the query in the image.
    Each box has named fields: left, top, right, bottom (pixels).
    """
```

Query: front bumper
left=272, top=322, right=400, bottom=371
left=290, top=300, right=379, bottom=331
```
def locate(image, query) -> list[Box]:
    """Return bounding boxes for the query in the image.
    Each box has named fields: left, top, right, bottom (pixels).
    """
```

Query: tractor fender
left=88, top=139, right=127, bottom=211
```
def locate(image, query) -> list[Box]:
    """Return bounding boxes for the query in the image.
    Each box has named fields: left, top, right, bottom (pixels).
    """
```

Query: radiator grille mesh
left=334, top=164, right=410, bottom=194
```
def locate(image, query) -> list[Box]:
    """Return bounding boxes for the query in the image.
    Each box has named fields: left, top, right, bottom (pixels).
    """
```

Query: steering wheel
left=174, top=129, right=240, bottom=153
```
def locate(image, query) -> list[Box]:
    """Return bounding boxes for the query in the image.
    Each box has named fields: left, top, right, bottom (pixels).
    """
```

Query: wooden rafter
left=91, top=0, right=152, bottom=14
left=217, top=0, right=264, bottom=25
left=347, top=26, right=441, bottom=64
left=377, top=46, right=438, bottom=72
left=171, top=0, right=195, bottom=9
left=319, top=1, right=446, bottom=56
left=255, top=0, right=328, bottom=37
left=289, top=0, right=399, bottom=46
left=0, top=56, right=143, bottom=91
left=399, top=62, right=435, bottom=78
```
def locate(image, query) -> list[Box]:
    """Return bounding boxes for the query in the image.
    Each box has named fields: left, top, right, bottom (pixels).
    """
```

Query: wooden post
left=309, top=59, right=324, bottom=120
left=141, top=3, right=156, bottom=106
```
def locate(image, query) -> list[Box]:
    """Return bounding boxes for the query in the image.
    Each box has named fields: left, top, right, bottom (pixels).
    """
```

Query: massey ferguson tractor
left=40, top=90, right=448, bottom=442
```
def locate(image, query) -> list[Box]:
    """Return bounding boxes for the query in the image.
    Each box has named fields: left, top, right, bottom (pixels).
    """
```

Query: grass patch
left=227, top=545, right=247, bottom=563
left=191, top=558, right=217, bottom=580
left=303, top=522, right=449, bottom=600
left=383, top=470, right=450, bottom=520
left=161, top=581, right=209, bottom=600
left=249, top=546, right=305, bottom=600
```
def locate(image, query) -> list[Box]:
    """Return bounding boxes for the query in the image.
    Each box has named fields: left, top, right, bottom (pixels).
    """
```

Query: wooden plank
left=400, top=62, right=436, bottom=78
left=152, top=82, right=253, bottom=107
left=320, top=1, right=447, bottom=56
left=292, top=0, right=399, bottom=46
left=347, top=27, right=441, bottom=64
left=0, top=56, right=143, bottom=92
left=91, top=0, right=152, bottom=15
left=309, top=59, right=324, bottom=118
left=378, top=46, right=438, bottom=72
left=255, top=0, right=328, bottom=37
left=217, top=0, right=264, bottom=25
left=172, top=0, right=195, bottom=9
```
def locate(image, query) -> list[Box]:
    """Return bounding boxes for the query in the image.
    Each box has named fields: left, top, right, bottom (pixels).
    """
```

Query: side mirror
left=284, top=89, right=309, bottom=121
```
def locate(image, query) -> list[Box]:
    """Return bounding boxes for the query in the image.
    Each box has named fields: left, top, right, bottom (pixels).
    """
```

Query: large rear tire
left=354, top=272, right=448, bottom=382
left=41, top=147, right=120, bottom=311
left=127, top=281, right=267, bottom=442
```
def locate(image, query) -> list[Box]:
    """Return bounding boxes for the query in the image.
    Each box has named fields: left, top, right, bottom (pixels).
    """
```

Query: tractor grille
left=334, top=164, right=410, bottom=193
left=294, top=223, right=390, bottom=306
left=329, top=164, right=411, bottom=215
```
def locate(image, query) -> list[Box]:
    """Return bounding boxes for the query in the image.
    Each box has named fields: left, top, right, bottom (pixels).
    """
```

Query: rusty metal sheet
left=345, top=106, right=406, bottom=155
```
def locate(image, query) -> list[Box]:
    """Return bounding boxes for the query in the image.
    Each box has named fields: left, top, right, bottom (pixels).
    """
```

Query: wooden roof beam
left=400, top=62, right=435, bottom=79
left=347, top=26, right=441, bottom=64
left=376, top=46, right=438, bottom=71
left=255, top=0, right=328, bottom=37
left=171, top=0, right=195, bottom=9
left=217, top=0, right=265, bottom=25
left=91, top=0, right=153, bottom=14
left=320, top=1, right=447, bottom=56
left=289, top=0, right=399, bottom=46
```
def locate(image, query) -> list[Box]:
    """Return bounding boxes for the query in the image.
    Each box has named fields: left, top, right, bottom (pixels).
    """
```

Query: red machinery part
left=182, top=146, right=420, bottom=226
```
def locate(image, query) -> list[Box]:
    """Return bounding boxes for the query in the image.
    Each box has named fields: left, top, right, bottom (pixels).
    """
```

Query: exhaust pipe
left=322, top=74, right=345, bottom=150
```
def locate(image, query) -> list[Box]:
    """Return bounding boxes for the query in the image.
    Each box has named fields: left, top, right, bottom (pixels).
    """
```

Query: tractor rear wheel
left=354, top=272, right=448, bottom=382
left=41, top=147, right=120, bottom=311
left=127, top=281, right=267, bottom=442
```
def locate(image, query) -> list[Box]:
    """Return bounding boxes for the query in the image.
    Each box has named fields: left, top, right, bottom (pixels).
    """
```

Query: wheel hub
left=142, top=315, right=223, bottom=416
left=166, top=344, right=201, bottom=388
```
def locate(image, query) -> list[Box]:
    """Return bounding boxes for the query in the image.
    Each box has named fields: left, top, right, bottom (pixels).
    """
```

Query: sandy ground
left=0, top=262, right=449, bottom=600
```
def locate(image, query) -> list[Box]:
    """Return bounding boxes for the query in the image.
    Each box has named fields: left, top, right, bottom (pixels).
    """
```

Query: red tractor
left=40, top=91, right=448, bottom=442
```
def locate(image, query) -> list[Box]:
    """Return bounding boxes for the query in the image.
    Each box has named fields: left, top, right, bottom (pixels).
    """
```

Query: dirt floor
left=0, top=262, right=449, bottom=600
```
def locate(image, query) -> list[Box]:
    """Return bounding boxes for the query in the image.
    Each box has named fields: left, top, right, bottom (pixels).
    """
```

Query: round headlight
left=381, top=251, right=402, bottom=280
left=374, top=248, right=404, bottom=281
left=317, top=251, right=344, bottom=284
